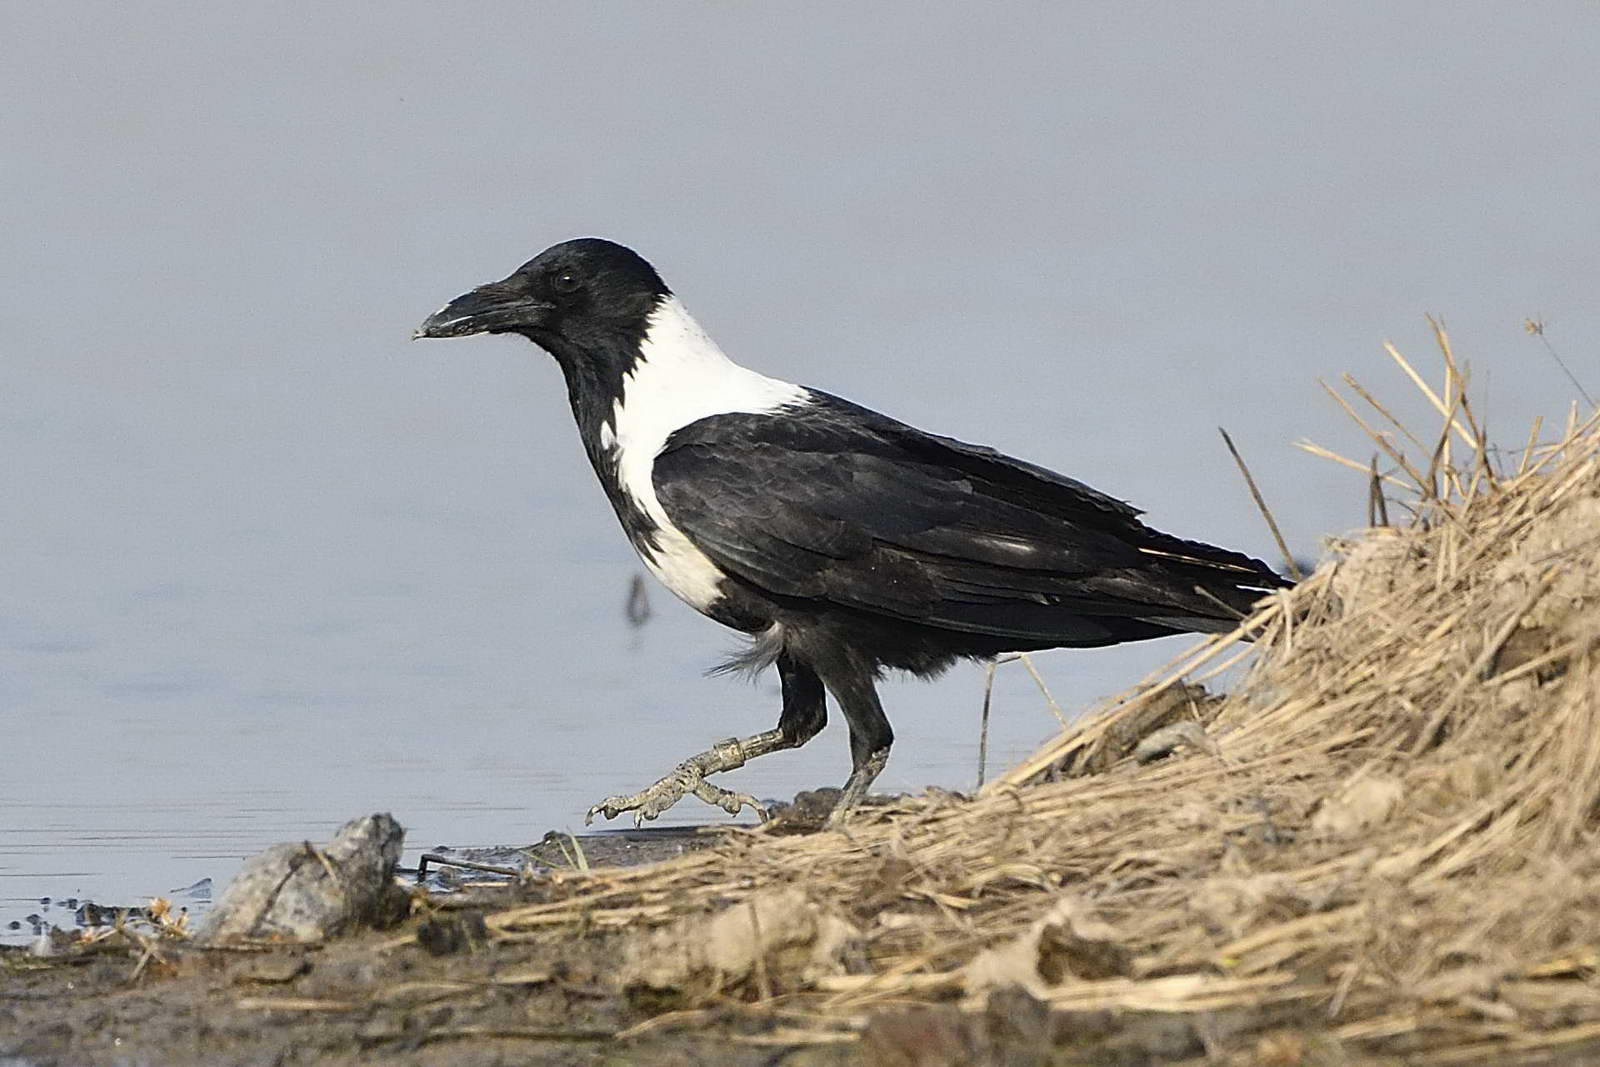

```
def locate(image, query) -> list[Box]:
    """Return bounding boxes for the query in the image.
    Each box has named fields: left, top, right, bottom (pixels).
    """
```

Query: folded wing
left=653, top=393, right=1288, bottom=647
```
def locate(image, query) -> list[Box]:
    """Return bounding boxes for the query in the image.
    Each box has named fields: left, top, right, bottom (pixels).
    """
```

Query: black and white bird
left=416, top=238, right=1289, bottom=826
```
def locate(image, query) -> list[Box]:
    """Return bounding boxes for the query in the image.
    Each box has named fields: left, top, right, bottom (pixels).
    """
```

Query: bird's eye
left=552, top=271, right=581, bottom=294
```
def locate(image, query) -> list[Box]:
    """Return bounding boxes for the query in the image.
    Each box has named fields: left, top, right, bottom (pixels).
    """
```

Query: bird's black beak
left=413, top=282, right=553, bottom=340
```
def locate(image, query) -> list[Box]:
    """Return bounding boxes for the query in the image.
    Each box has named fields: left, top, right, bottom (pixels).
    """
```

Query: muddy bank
left=3, top=811, right=1253, bottom=1067
left=0, top=827, right=763, bottom=1066
left=0, top=825, right=773, bottom=1066
left=1, top=884, right=803, bottom=1067
left=0, top=847, right=1263, bottom=1067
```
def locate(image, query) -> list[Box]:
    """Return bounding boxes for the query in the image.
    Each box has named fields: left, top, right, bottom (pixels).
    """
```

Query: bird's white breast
left=605, top=296, right=807, bottom=613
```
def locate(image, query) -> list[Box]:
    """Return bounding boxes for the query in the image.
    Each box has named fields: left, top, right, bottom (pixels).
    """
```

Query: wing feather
left=653, top=398, right=1287, bottom=644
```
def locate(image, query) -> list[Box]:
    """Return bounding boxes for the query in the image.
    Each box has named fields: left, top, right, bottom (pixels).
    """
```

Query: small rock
left=1311, top=776, right=1404, bottom=839
left=200, top=813, right=408, bottom=943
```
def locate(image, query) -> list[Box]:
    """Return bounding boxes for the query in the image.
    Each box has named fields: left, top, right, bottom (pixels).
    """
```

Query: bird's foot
left=585, top=737, right=770, bottom=827
left=691, top=780, right=768, bottom=820
left=823, top=747, right=891, bottom=829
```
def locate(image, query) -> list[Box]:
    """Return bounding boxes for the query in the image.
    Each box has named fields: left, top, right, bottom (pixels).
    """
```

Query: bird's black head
left=415, top=238, right=670, bottom=349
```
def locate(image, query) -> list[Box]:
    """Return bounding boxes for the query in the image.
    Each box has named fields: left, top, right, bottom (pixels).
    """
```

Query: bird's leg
left=831, top=747, right=890, bottom=821
left=585, top=652, right=829, bottom=827
left=817, top=660, right=894, bottom=828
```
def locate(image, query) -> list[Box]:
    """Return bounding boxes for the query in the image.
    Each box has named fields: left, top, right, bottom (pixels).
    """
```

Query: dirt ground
left=0, top=896, right=1310, bottom=1067
left=0, top=824, right=1250, bottom=1067
left=0, top=829, right=817, bottom=1067
left=2, top=909, right=817, bottom=1066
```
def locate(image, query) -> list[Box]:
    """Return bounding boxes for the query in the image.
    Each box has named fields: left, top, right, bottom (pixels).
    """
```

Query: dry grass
left=464, top=330, right=1600, bottom=1062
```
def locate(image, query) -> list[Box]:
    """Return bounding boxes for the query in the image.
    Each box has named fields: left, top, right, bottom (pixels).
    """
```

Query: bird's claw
left=584, top=745, right=768, bottom=826
left=691, top=780, right=768, bottom=820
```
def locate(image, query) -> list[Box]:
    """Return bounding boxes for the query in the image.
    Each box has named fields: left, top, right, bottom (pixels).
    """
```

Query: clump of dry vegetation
left=468, top=328, right=1600, bottom=1062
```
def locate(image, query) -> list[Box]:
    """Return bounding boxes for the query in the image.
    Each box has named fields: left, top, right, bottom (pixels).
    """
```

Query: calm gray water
left=4, top=3, right=1597, bottom=939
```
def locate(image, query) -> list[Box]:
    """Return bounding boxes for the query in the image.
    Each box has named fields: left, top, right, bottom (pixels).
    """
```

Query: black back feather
left=654, top=392, right=1288, bottom=647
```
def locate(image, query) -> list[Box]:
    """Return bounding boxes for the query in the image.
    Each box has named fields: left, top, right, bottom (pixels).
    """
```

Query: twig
left=235, top=997, right=359, bottom=1012
left=418, top=854, right=521, bottom=880
left=550, top=832, right=591, bottom=872
left=1342, top=372, right=1429, bottom=455
left=1516, top=416, right=1544, bottom=478
left=1219, top=427, right=1300, bottom=581
left=614, top=1008, right=714, bottom=1041
left=1523, top=318, right=1596, bottom=408
left=977, top=660, right=996, bottom=788
left=305, top=843, right=340, bottom=884
left=1295, top=439, right=1413, bottom=490
left=1018, top=654, right=1068, bottom=728
left=1384, top=339, right=1476, bottom=449
left=1367, top=456, right=1390, bottom=528
left=1320, top=380, right=1435, bottom=498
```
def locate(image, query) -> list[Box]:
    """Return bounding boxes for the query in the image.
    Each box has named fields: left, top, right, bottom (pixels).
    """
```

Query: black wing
left=653, top=392, right=1288, bottom=646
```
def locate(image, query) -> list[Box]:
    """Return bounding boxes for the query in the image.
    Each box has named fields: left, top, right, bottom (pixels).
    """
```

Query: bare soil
left=0, top=830, right=814, bottom=1067
left=0, top=824, right=1261, bottom=1067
